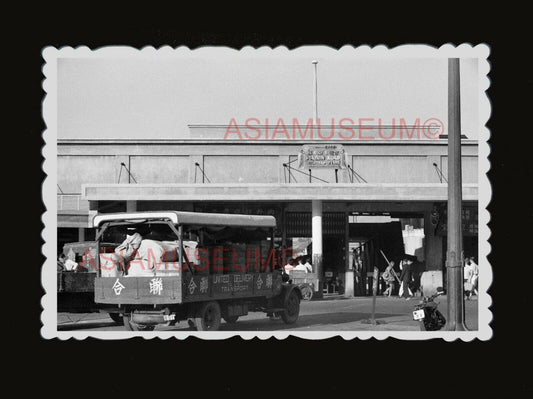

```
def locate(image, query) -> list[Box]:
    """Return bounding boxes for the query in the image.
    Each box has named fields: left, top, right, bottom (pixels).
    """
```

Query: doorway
left=323, top=235, right=346, bottom=294
left=348, top=216, right=408, bottom=296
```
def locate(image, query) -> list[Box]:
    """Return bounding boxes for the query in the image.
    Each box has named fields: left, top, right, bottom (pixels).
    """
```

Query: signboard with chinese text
left=298, top=145, right=348, bottom=169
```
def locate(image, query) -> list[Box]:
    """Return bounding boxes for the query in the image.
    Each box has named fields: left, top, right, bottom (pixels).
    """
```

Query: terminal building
left=57, top=124, right=478, bottom=297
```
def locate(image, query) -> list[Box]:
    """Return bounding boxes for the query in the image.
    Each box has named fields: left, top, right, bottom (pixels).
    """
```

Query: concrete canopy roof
left=83, top=183, right=478, bottom=202
left=91, top=210, right=276, bottom=228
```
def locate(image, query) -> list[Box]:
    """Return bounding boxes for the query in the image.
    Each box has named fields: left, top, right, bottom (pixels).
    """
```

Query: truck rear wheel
left=194, top=301, right=221, bottom=331
left=281, top=290, right=300, bottom=324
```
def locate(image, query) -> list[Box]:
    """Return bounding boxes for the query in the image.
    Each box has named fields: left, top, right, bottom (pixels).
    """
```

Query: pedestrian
left=464, top=257, right=475, bottom=299
left=399, top=258, right=413, bottom=300
left=293, top=256, right=312, bottom=273
left=303, top=256, right=313, bottom=273
left=283, top=257, right=294, bottom=274
left=470, top=257, right=479, bottom=296
left=57, top=253, right=66, bottom=272
left=381, top=261, right=396, bottom=297
left=410, top=258, right=423, bottom=297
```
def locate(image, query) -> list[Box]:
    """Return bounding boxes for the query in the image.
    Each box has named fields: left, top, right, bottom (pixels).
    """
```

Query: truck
left=91, top=211, right=302, bottom=331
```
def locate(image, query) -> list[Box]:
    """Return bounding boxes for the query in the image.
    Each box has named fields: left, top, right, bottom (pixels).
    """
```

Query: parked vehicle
left=92, top=211, right=302, bottom=331
left=58, top=241, right=123, bottom=324
left=412, top=286, right=446, bottom=331
left=285, top=270, right=316, bottom=301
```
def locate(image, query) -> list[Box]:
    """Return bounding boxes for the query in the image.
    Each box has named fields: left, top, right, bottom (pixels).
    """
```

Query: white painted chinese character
left=149, top=278, right=163, bottom=295
left=112, top=278, right=125, bottom=295
left=188, top=278, right=197, bottom=294
left=266, top=274, right=273, bottom=289
left=199, top=277, right=208, bottom=293
left=256, top=275, right=263, bottom=289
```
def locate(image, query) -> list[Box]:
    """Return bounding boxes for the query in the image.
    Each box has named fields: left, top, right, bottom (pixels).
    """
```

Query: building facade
left=57, top=125, right=478, bottom=297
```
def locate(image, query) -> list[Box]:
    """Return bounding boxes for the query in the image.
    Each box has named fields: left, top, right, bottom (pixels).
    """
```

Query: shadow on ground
left=57, top=311, right=400, bottom=331
left=57, top=320, right=121, bottom=331
left=169, top=311, right=399, bottom=331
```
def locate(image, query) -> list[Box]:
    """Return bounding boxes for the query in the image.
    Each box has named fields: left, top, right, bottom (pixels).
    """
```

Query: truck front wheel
left=194, top=301, right=222, bottom=331
left=300, top=284, right=314, bottom=301
left=281, top=290, right=300, bottom=324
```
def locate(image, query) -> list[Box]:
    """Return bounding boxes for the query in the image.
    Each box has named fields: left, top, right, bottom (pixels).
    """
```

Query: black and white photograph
left=41, top=44, right=491, bottom=340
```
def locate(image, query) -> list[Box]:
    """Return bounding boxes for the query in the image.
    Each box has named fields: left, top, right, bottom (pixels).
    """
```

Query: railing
left=57, top=194, right=90, bottom=211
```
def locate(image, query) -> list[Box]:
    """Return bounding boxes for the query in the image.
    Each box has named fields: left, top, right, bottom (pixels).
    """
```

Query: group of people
left=283, top=255, right=313, bottom=273
left=381, top=257, right=420, bottom=300
left=381, top=255, right=479, bottom=300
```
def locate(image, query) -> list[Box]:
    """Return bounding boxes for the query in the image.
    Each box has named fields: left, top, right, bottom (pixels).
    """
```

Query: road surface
left=57, top=294, right=479, bottom=332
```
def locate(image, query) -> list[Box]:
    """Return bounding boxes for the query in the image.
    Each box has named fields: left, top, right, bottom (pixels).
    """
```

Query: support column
left=126, top=200, right=137, bottom=213
left=78, top=227, right=85, bottom=242
left=312, top=200, right=323, bottom=297
left=344, top=210, right=354, bottom=297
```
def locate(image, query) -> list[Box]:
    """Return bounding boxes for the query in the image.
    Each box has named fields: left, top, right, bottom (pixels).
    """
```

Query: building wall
left=57, top=134, right=479, bottom=274
left=203, top=155, right=279, bottom=183
left=57, top=137, right=479, bottom=194
left=58, top=155, right=121, bottom=193
left=129, top=155, right=190, bottom=184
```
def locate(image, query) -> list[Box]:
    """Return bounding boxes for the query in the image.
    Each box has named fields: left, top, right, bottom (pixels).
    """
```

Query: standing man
left=382, top=260, right=396, bottom=297
left=399, top=257, right=413, bottom=300
left=470, top=257, right=479, bottom=296
left=463, top=257, right=477, bottom=299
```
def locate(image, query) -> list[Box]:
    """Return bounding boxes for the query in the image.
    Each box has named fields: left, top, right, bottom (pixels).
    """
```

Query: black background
left=13, top=18, right=530, bottom=396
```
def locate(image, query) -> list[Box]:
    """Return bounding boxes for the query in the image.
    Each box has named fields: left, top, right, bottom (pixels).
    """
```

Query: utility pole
left=311, top=60, right=324, bottom=297
left=312, top=60, right=318, bottom=126
left=444, top=58, right=468, bottom=331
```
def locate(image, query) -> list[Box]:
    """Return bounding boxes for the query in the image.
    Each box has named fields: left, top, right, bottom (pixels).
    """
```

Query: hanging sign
left=298, top=144, right=348, bottom=169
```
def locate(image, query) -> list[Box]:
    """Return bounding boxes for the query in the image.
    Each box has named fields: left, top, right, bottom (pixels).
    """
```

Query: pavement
left=57, top=293, right=478, bottom=332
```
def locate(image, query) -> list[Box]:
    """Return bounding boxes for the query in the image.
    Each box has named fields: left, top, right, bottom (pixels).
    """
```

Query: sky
left=57, top=48, right=479, bottom=139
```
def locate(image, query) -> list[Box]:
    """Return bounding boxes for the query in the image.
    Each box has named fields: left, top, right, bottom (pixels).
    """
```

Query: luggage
left=246, top=244, right=260, bottom=273
left=224, top=243, right=247, bottom=273
left=100, top=254, right=120, bottom=277
left=210, top=246, right=225, bottom=274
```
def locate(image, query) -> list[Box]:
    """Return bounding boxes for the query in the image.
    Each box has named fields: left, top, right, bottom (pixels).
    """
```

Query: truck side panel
left=94, top=272, right=283, bottom=305
left=181, top=272, right=282, bottom=302
left=58, top=272, right=96, bottom=293
left=95, top=276, right=183, bottom=304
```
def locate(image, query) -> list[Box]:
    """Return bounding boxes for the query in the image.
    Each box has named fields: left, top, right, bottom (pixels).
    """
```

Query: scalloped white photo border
left=41, top=43, right=492, bottom=341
